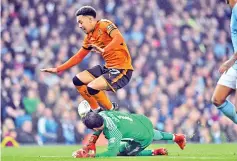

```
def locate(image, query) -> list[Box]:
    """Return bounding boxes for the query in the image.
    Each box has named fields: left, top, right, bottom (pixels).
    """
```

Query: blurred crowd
left=1, top=0, right=237, bottom=146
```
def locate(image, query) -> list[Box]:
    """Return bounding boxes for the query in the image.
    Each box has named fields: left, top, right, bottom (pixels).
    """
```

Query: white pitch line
left=38, top=156, right=232, bottom=160
left=39, top=156, right=72, bottom=158
left=166, top=156, right=228, bottom=160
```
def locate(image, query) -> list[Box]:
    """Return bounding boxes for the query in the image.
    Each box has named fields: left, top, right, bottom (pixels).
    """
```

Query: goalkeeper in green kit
left=72, top=106, right=186, bottom=158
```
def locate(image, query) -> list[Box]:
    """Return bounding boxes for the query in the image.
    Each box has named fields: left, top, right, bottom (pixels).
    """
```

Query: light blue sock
left=218, top=100, right=237, bottom=124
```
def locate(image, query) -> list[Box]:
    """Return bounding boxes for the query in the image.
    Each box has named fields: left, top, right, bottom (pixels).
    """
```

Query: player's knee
left=72, top=76, right=85, bottom=86
left=211, top=95, right=225, bottom=107
left=87, top=86, right=99, bottom=95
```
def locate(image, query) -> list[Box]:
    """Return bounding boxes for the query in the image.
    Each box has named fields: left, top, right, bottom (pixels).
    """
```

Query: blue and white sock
left=218, top=100, right=237, bottom=124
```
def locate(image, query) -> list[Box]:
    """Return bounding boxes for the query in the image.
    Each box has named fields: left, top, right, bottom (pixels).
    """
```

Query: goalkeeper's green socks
left=137, top=150, right=152, bottom=156
left=137, top=130, right=179, bottom=157
left=153, top=129, right=174, bottom=140
left=138, top=148, right=168, bottom=156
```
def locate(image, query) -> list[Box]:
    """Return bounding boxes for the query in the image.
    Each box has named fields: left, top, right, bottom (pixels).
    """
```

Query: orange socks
left=92, top=91, right=113, bottom=110
left=76, top=85, right=99, bottom=110
left=77, top=85, right=113, bottom=111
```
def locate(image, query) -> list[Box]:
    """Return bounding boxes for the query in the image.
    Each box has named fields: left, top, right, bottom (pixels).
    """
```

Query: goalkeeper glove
left=83, top=135, right=98, bottom=153
left=72, top=149, right=95, bottom=158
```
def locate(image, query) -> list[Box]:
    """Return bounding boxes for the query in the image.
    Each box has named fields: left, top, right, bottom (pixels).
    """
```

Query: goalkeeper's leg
left=153, top=129, right=186, bottom=150
left=117, top=139, right=167, bottom=156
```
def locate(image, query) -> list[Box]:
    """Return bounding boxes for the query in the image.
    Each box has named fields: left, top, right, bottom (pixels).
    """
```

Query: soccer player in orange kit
left=41, top=6, right=133, bottom=112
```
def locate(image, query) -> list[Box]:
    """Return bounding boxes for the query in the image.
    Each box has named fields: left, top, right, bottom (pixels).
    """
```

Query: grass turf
left=1, top=143, right=237, bottom=161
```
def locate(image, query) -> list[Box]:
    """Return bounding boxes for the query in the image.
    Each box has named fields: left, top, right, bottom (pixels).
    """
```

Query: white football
left=78, top=100, right=91, bottom=118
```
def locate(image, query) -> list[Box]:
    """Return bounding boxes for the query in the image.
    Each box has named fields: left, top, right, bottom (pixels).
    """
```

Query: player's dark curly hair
left=82, top=112, right=104, bottom=129
left=76, top=6, right=96, bottom=18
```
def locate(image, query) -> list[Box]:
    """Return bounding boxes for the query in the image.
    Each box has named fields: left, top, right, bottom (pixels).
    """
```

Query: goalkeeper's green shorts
left=117, top=138, right=152, bottom=156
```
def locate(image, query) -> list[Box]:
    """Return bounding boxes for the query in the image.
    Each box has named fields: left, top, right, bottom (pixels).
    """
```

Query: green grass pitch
left=1, top=143, right=237, bottom=161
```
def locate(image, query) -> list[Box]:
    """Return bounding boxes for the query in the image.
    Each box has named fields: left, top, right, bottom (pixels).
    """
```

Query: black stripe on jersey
left=108, top=28, right=117, bottom=36
left=107, top=24, right=114, bottom=30
left=82, top=46, right=93, bottom=50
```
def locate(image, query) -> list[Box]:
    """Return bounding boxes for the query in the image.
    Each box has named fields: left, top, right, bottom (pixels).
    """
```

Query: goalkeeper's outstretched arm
left=95, top=128, right=123, bottom=157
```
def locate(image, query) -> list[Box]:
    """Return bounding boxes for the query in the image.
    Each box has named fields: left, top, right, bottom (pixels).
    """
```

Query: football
left=78, top=100, right=91, bottom=118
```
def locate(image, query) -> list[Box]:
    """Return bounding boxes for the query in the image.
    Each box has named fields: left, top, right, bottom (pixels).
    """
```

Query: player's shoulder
left=98, top=111, right=113, bottom=119
left=99, top=111, right=117, bottom=130
left=99, top=19, right=114, bottom=24
left=98, top=111, right=107, bottom=116
left=99, top=110, right=116, bottom=117
left=98, top=19, right=114, bottom=28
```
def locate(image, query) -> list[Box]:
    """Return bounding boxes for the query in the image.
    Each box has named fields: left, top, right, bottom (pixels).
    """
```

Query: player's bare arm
left=219, top=52, right=237, bottom=74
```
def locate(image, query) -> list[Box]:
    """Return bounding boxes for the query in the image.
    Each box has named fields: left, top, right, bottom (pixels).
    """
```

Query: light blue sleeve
left=231, top=4, right=237, bottom=52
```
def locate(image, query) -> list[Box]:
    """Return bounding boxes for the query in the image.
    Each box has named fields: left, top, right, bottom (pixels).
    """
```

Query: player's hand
left=84, top=142, right=96, bottom=153
left=40, top=68, right=58, bottom=73
left=83, top=135, right=98, bottom=153
left=72, top=149, right=95, bottom=158
left=89, top=44, right=104, bottom=53
left=218, top=59, right=235, bottom=74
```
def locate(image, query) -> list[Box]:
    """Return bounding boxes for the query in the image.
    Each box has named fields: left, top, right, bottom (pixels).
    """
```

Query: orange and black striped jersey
left=82, top=19, right=133, bottom=70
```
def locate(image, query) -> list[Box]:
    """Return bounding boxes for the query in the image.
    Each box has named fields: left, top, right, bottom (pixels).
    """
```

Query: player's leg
left=87, top=76, right=114, bottom=110
left=153, top=129, right=186, bottom=150
left=118, top=139, right=167, bottom=156
left=137, top=148, right=168, bottom=156
left=235, top=77, right=237, bottom=110
left=72, top=66, right=103, bottom=111
left=212, top=85, right=235, bottom=116
left=87, top=68, right=132, bottom=110
left=235, top=89, right=237, bottom=110
left=117, top=140, right=144, bottom=156
left=211, top=68, right=237, bottom=123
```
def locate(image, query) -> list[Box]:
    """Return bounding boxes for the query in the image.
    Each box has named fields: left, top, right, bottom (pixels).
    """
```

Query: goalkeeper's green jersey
left=95, top=111, right=154, bottom=157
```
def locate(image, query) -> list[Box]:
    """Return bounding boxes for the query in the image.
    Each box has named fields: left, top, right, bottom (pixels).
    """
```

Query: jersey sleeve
left=232, top=5, right=237, bottom=52
left=101, top=19, right=118, bottom=36
left=93, top=130, right=102, bottom=137
left=56, top=48, right=89, bottom=72
left=82, top=35, right=93, bottom=50
left=96, top=112, right=122, bottom=157
left=95, top=128, right=122, bottom=157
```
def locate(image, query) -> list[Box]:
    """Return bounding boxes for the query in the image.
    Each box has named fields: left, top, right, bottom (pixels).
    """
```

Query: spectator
left=32, top=102, right=46, bottom=134
left=75, top=121, right=86, bottom=144
left=23, top=89, right=41, bottom=114
left=61, top=111, right=76, bottom=144
left=16, top=120, right=36, bottom=144
left=38, top=108, right=58, bottom=144
left=2, top=118, right=18, bottom=147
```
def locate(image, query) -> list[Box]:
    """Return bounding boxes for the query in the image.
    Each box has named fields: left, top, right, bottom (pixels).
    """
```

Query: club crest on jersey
left=109, top=69, right=120, bottom=75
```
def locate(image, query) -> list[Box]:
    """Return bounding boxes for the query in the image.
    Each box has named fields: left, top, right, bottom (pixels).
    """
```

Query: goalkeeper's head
left=82, top=112, right=104, bottom=131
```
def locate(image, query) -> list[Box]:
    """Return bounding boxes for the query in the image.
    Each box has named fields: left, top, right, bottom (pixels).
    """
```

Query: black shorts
left=86, top=65, right=133, bottom=92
